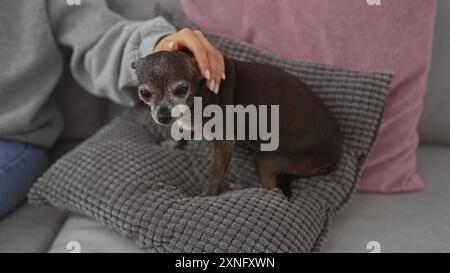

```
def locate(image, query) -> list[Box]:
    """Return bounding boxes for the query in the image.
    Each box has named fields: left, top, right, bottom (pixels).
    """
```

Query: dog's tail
left=276, top=173, right=297, bottom=199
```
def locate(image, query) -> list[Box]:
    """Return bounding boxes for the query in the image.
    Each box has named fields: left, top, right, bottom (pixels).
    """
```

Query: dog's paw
left=159, top=139, right=180, bottom=150
left=198, top=185, right=219, bottom=197
left=227, top=181, right=241, bottom=191
left=198, top=181, right=240, bottom=197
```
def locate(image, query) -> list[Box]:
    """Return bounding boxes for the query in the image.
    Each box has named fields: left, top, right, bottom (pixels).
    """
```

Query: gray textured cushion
left=45, top=145, right=450, bottom=253
left=418, top=0, right=450, bottom=146
left=28, top=34, right=392, bottom=252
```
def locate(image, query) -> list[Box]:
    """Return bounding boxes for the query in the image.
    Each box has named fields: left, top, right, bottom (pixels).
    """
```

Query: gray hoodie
left=0, top=0, right=176, bottom=148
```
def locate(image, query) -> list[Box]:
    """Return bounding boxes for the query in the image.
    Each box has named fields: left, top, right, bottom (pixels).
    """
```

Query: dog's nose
left=157, top=108, right=172, bottom=124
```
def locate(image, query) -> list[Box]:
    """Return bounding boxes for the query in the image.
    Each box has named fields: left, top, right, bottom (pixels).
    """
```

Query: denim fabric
left=0, top=140, right=48, bottom=217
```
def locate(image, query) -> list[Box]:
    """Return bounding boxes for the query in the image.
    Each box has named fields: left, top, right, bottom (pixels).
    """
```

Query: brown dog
left=132, top=51, right=341, bottom=197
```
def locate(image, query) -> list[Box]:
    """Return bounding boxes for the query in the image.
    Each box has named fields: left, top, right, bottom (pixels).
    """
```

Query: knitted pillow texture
left=28, top=33, right=392, bottom=252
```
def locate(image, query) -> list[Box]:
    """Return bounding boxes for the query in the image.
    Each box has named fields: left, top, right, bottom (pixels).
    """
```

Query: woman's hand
left=153, top=28, right=225, bottom=94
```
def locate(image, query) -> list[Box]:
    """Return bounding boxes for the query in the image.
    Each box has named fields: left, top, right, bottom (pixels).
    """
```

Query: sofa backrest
left=418, top=0, right=450, bottom=146
left=56, top=0, right=450, bottom=146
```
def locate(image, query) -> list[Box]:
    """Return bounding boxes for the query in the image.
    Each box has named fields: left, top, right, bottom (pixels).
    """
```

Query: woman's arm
left=47, top=0, right=223, bottom=106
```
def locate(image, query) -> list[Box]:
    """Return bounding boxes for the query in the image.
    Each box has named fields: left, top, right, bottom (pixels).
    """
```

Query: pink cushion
left=182, top=0, right=436, bottom=192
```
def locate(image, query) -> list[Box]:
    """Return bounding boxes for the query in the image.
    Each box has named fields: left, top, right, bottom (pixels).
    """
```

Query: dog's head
left=131, top=51, right=203, bottom=126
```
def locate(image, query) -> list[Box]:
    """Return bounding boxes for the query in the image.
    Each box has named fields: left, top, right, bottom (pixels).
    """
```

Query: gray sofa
left=0, top=0, right=448, bottom=253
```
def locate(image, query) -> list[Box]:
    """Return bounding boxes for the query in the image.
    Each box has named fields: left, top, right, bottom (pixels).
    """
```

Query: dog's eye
left=174, top=86, right=188, bottom=97
left=138, top=89, right=152, bottom=101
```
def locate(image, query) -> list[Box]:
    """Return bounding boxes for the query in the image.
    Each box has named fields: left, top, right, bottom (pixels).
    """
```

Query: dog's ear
left=193, top=65, right=204, bottom=82
left=183, top=53, right=204, bottom=82
left=131, top=58, right=144, bottom=71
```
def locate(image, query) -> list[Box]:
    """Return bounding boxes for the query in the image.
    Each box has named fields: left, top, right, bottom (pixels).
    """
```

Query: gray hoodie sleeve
left=47, top=0, right=176, bottom=106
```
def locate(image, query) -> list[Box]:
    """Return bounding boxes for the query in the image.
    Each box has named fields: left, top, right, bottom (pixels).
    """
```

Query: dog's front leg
left=201, top=140, right=234, bottom=196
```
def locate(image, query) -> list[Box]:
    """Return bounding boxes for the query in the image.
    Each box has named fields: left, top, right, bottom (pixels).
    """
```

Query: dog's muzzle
left=156, top=107, right=173, bottom=125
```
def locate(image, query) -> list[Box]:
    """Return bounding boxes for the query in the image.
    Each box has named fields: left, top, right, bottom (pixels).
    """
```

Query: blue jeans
left=0, top=140, right=49, bottom=218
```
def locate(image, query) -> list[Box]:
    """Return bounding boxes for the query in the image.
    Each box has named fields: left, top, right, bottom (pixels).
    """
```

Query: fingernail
left=222, top=73, right=226, bottom=80
left=214, top=83, right=220, bottom=94
left=209, top=80, right=216, bottom=92
left=167, top=41, right=174, bottom=49
left=204, top=70, right=211, bottom=80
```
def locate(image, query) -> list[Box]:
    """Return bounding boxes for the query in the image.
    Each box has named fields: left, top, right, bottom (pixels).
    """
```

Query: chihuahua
left=132, top=51, right=341, bottom=197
